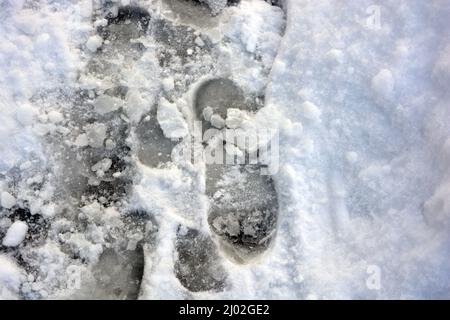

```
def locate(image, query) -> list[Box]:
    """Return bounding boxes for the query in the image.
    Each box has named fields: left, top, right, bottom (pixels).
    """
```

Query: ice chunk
left=195, top=36, right=205, bottom=47
left=1, top=192, right=16, bottom=209
left=93, top=95, right=122, bottom=115
left=162, top=77, right=175, bottom=92
left=93, top=18, right=108, bottom=28
left=86, top=35, right=103, bottom=53
left=202, top=106, right=214, bottom=122
left=47, top=110, right=64, bottom=123
left=74, top=133, right=89, bottom=147
left=226, top=108, right=248, bottom=129
left=2, top=221, right=28, bottom=247
left=91, top=158, right=112, bottom=177
left=157, top=98, right=188, bottom=140
left=85, top=123, right=107, bottom=148
left=211, top=114, right=225, bottom=129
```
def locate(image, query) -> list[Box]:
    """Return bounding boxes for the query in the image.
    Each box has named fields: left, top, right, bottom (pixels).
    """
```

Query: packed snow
left=1, top=0, right=450, bottom=300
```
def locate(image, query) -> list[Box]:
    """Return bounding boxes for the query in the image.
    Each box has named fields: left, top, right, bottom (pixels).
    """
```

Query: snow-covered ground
left=1, top=0, right=450, bottom=300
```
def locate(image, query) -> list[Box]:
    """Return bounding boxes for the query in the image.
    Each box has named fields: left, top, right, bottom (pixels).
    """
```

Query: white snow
left=1, top=192, right=16, bottom=209
left=157, top=98, right=189, bottom=140
left=86, top=35, right=103, bottom=53
left=47, top=110, right=64, bottom=124
left=162, top=77, right=175, bottom=93
left=0, top=0, right=449, bottom=301
left=210, top=114, right=226, bottom=129
left=371, top=68, right=395, bottom=100
left=226, top=108, right=249, bottom=129
left=300, top=101, right=322, bottom=122
left=0, top=255, right=25, bottom=299
left=2, top=221, right=28, bottom=247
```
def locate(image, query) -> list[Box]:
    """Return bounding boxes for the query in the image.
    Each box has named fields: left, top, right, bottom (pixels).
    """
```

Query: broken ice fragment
left=2, top=221, right=28, bottom=247
left=1, top=192, right=16, bottom=209
left=203, top=106, right=214, bottom=122
left=210, top=114, right=225, bottom=129
left=93, top=95, right=123, bottom=115
left=91, top=158, right=112, bottom=177
left=74, top=133, right=89, bottom=147
left=47, top=110, right=64, bottom=124
left=86, top=35, right=103, bottom=52
left=195, top=36, right=205, bottom=47
left=157, top=98, right=188, bottom=140
left=85, top=123, right=107, bottom=148
left=162, top=77, right=175, bottom=92
left=226, top=108, right=247, bottom=129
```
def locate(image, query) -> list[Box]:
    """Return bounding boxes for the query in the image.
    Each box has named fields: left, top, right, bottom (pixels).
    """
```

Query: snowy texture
left=0, top=0, right=450, bottom=300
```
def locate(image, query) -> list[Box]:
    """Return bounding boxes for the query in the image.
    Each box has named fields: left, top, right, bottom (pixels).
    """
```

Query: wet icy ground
left=1, top=0, right=450, bottom=299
